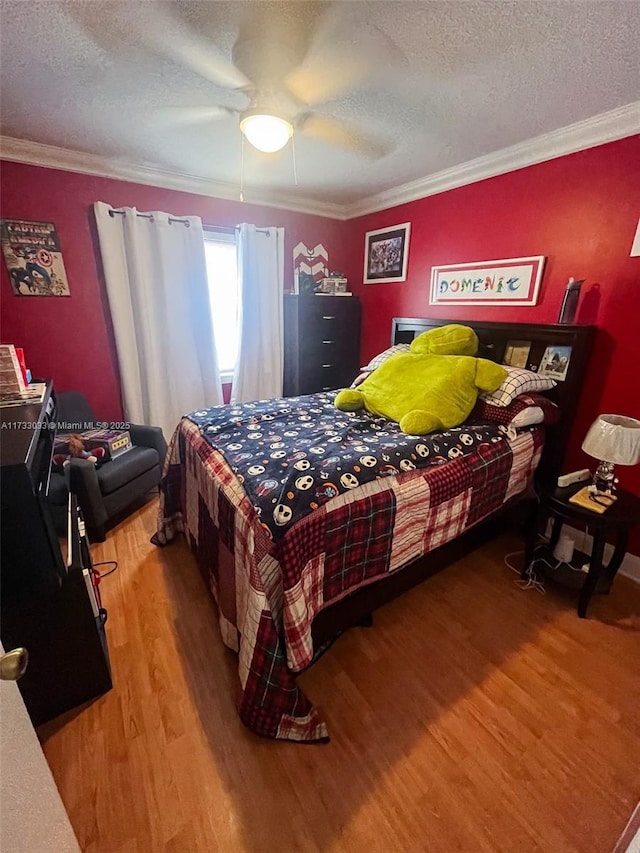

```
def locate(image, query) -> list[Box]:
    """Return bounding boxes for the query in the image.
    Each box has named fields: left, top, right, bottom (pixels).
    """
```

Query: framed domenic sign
left=430, top=256, right=545, bottom=306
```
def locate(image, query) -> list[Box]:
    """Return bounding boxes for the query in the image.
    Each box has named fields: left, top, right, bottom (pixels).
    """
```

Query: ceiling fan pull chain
left=292, top=134, right=298, bottom=187
left=240, top=132, right=245, bottom=203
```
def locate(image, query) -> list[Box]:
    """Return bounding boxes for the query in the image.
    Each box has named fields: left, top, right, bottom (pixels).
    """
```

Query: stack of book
left=0, top=382, right=47, bottom=408
left=0, top=344, right=43, bottom=407
left=0, top=343, right=26, bottom=392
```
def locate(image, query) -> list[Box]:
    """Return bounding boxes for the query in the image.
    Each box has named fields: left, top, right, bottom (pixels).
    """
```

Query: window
left=203, top=231, right=239, bottom=379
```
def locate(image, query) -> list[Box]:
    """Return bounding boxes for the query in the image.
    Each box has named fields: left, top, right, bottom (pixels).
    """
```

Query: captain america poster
left=1, top=219, right=71, bottom=296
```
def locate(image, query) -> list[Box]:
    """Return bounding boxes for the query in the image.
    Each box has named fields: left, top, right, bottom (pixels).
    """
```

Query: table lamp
left=581, top=414, right=640, bottom=494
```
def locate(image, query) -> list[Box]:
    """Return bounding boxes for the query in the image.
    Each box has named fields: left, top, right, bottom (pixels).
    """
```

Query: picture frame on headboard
left=539, top=345, right=572, bottom=382
left=503, top=340, right=532, bottom=369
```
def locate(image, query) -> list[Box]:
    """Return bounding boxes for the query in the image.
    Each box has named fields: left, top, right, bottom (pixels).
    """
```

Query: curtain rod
left=108, top=208, right=190, bottom=226
left=107, top=210, right=270, bottom=236
left=203, top=224, right=271, bottom=235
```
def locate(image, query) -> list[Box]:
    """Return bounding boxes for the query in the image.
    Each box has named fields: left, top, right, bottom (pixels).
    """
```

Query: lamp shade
left=581, top=414, right=640, bottom=465
left=240, top=113, right=293, bottom=153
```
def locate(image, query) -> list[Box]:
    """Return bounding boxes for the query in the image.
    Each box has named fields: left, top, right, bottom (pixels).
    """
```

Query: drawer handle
left=322, top=364, right=333, bottom=368
left=322, top=315, right=336, bottom=320
left=322, top=340, right=334, bottom=344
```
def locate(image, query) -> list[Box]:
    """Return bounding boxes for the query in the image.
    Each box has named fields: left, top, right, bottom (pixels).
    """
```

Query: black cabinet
left=0, top=381, right=112, bottom=725
left=283, top=295, right=362, bottom=396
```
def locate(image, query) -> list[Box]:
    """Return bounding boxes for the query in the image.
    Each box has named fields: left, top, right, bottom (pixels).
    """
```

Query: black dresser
left=283, top=295, right=362, bottom=396
left=0, top=381, right=112, bottom=725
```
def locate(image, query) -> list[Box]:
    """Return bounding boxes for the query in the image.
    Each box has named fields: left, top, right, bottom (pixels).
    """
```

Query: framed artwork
left=363, top=222, right=411, bottom=284
left=539, top=345, right=572, bottom=382
left=1, top=219, right=71, bottom=296
left=293, top=241, right=328, bottom=293
left=430, top=256, right=545, bottom=306
left=503, top=340, right=531, bottom=369
left=631, top=217, right=640, bottom=257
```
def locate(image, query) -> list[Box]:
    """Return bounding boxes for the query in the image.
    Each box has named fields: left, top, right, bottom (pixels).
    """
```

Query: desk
left=0, top=381, right=112, bottom=724
left=523, top=483, right=640, bottom=617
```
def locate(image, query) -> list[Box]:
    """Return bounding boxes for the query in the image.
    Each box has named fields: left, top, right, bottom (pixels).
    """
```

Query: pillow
left=362, top=343, right=410, bottom=372
left=473, top=393, right=560, bottom=429
left=479, top=366, right=556, bottom=407
left=350, top=371, right=370, bottom=388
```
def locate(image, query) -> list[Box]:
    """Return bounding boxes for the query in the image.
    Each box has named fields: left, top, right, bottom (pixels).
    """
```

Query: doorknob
left=0, top=648, right=29, bottom=681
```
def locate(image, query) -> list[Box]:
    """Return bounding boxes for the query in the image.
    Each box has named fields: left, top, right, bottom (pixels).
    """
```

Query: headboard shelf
left=391, top=317, right=596, bottom=487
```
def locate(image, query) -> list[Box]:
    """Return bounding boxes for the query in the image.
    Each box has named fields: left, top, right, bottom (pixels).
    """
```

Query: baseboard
left=548, top=522, right=640, bottom=584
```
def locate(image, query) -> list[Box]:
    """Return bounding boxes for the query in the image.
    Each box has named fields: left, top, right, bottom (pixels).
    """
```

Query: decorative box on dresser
left=284, top=294, right=362, bottom=396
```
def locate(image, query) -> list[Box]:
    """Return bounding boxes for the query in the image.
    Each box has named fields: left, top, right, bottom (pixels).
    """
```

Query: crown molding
left=0, top=136, right=346, bottom=220
left=343, top=102, right=640, bottom=220
left=2, top=101, right=638, bottom=223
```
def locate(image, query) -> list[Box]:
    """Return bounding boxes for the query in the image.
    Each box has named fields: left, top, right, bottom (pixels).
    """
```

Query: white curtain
left=94, top=202, right=222, bottom=441
left=232, top=223, right=285, bottom=403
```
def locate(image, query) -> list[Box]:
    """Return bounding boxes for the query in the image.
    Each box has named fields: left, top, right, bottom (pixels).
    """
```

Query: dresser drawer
left=309, top=364, right=356, bottom=391
left=302, top=365, right=354, bottom=394
left=301, top=297, right=360, bottom=336
left=300, top=334, right=352, bottom=365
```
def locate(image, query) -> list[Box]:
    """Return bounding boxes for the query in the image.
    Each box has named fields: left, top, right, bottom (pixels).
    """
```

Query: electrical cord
left=505, top=532, right=592, bottom=598
left=504, top=548, right=546, bottom=594
left=505, top=494, right=593, bottom=594
left=92, top=560, right=118, bottom=578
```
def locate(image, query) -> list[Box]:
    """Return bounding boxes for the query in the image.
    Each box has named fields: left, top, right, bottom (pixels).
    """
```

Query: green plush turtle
left=335, top=324, right=507, bottom=435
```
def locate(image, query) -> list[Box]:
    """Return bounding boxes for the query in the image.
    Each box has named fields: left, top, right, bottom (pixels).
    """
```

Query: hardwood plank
left=39, top=500, right=640, bottom=852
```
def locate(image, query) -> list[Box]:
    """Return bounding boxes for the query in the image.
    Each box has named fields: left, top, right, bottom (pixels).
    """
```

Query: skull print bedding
left=184, top=391, right=510, bottom=539
left=155, top=389, right=544, bottom=741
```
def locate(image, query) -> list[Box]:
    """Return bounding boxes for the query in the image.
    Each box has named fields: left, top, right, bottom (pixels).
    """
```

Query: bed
left=155, top=318, right=594, bottom=742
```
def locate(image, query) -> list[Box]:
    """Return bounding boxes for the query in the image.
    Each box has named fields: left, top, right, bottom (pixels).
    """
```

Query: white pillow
left=363, top=343, right=410, bottom=372
left=510, top=406, right=545, bottom=428
left=480, top=366, right=556, bottom=407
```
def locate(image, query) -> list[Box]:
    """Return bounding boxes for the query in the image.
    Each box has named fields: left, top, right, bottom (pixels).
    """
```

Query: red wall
left=2, top=139, right=639, bottom=554
left=0, top=161, right=349, bottom=419
left=344, top=137, right=640, bottom=549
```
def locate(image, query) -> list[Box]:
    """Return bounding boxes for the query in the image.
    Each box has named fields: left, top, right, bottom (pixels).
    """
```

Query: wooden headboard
left=391, top=318, right=596, bottom=487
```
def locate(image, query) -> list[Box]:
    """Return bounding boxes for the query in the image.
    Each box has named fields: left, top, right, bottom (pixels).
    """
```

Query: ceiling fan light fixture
left=240, top=112, right=293, bottom=153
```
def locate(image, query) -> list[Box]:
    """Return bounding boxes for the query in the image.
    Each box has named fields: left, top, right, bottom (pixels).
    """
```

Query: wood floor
left=40, top=497, right=640, bottom=853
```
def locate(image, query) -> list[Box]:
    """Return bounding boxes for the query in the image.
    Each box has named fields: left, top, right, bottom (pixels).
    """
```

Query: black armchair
left=48, top=391, right=167, bottom=541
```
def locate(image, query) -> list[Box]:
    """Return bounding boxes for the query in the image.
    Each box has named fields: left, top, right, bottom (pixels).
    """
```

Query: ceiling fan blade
left=146, top=13, right=251, bottom=91
left=286, top=10, right=406, bottom=106
left=300, top=114, right=392, bottom=159
left=231, top=1, right=327, bottom=85
left=287, top=57, right=372, bottom=107
left=66, top=3, right=250, bottom=91
left=149, top=106, right=237, bottom=128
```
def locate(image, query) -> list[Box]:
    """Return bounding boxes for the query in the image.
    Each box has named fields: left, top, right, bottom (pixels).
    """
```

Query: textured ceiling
left=1, top=1, right=639, bottom=206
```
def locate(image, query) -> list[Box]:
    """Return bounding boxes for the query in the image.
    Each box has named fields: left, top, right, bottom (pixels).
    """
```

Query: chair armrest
left=129, top=424, right=168, bottom=465
left=68, top=458, right=107, bottom=529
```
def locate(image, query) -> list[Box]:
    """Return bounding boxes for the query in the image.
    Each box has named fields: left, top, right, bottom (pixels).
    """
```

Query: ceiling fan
left=220, top=1, right=401, bottom=156
left=75, top=1, right=403, bottom=159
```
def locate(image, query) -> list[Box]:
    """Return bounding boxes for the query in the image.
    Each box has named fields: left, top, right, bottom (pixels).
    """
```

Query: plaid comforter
left=155, top=397, right=543, bottom=742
